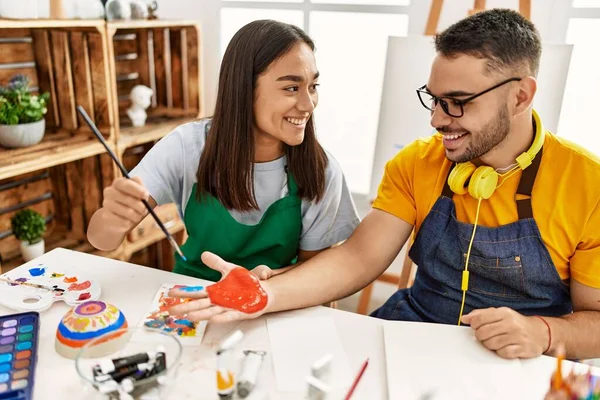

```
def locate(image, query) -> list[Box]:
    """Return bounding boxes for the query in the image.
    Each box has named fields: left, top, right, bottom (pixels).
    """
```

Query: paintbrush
left=76, top=105, right=187, bottom=261
left=0, top=277, right=64, bottom=293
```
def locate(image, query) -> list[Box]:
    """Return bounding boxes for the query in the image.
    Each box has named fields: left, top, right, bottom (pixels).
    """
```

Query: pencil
left=344, top=358, right=369, bottom=400
left=0, top=277, right=63, bottom=292
left=76, top=106, right=187, bottom=261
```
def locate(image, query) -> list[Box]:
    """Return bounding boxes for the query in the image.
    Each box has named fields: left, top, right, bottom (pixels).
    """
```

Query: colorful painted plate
left=55, top=301, right=128, bottom=359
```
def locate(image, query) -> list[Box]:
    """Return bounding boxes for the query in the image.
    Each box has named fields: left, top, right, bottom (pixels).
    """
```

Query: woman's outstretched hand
left=167, top=252, right=274, bottom=324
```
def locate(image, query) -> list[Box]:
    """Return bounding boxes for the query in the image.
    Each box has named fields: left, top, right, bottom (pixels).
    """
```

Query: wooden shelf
left=107, top=20, right=200, bottom=30
left=0, top=133, right=113, bottom=181
left=125, top=219, right=185, bottom=256
left=0, top=19, right=105, bottom=29
left=1, top=229, right=124, bottom=273
left=117, top=117, right=196, bottom=151
left=0, top=18, right=201, bottom=273
left=1, top=230, right=84, bottom=273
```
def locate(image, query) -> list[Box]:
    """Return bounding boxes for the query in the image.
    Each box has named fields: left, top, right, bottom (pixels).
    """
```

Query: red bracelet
left=536, top=316, right=552, bottom=354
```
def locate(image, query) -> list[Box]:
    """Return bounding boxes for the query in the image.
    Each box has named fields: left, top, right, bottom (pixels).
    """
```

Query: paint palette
left=0, top=265, right=101, bottom=312
left=0, top=311, right=39, bottom=400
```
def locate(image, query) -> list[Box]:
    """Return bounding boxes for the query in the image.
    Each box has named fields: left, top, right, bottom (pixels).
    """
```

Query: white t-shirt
left=130, top=119, right=361, bottom=251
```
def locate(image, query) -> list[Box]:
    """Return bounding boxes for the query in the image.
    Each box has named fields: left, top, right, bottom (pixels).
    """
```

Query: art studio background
left=0, top=0, right=598, bottom=316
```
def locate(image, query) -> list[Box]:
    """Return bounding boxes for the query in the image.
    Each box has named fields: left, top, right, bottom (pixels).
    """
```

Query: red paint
left=77, top=292, right=91, bottom=301
left=68, top=281, right=91, bottom=291
left=64, top=277, right=78, bottom=283
left=207, top=267, right=268, bottom=314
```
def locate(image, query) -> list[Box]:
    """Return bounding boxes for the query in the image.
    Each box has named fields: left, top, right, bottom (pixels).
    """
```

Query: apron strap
left=441, top=147, right=543, bottom=220
left=515, top=145, right=543, bottom=219
left=441, top=163, right=455, bottom=199
left=285, top=165, right=299, bottom=196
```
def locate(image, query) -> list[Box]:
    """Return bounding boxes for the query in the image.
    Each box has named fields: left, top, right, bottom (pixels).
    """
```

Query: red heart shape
left=207, top=267, right=268, bottom=314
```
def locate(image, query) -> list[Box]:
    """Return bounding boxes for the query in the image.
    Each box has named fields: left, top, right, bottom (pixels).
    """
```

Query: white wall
left=156, top=0, right=572, bottom=120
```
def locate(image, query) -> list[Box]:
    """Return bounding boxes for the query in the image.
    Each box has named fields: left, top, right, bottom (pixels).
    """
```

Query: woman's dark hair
left=196, top=20, right=328, bottom=211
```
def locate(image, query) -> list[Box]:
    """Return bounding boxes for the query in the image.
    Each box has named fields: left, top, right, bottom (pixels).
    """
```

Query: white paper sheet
left=266, top=315, right=352, bottom=396
left=383, top=321, right=534, bottom=400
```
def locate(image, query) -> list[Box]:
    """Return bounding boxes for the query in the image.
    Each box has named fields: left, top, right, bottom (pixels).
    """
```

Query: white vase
left=20, top=239, right=45, bottom=262
left=0, top=119, right=45, bottom=148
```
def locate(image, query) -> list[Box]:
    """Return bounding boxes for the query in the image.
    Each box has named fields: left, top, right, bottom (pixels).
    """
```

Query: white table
left=0, top=248, right=387, bottom=400
left=0, top=248, right=585, bottom=400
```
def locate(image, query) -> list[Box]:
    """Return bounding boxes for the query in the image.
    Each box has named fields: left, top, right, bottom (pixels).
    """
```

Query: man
left=169, top=9, right=600, bottom=360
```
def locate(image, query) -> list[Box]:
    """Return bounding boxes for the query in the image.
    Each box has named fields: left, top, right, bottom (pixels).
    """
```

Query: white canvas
left=369, top=36, right=573, bottom=200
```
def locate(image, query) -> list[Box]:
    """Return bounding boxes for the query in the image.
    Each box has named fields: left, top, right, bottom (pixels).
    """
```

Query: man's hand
left=167, top=252, right=274, bottom=324
left=461, top=307, right=549, bottom=359
left=249, top=265, right=274, bottom=280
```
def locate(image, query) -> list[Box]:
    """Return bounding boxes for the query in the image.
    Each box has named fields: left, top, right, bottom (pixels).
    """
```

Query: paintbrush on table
left=76, top=105, right=187, bottom=262
left=0, top=277, right=64, bottom=293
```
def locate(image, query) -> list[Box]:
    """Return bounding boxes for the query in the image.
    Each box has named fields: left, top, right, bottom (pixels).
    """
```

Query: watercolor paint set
left=0, top=311, right=40, bottom=400
left=0, top=265, right=101, bottom=312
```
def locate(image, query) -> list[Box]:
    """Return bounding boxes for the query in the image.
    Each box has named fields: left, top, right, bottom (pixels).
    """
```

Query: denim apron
left=371, top=148, right=573, bottom=323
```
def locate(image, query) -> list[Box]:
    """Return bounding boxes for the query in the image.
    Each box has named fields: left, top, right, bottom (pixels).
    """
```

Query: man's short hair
left=434, top=8, right=542, bottom=77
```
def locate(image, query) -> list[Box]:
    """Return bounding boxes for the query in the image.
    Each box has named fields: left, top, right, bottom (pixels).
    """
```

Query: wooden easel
left=425, top=0, right=532, bottom=36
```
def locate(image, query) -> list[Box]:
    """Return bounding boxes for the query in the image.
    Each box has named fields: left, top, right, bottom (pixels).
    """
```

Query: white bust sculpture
left=127, top=85, right=153, bottom=127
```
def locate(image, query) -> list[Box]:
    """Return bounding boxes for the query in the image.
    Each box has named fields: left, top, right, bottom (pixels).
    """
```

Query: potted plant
left=10, top=209, right=46, bottom=262
left=0, top=74, right=50, bottom=148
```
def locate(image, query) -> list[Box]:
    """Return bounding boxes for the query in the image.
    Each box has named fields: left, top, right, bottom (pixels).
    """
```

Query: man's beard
left=439, top=105, right=511, bottom=163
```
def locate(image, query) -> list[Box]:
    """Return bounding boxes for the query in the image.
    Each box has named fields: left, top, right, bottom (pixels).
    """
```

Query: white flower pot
left=0, top=119, right=45, bottom=148
left=20, top=239, right=45, bottom=262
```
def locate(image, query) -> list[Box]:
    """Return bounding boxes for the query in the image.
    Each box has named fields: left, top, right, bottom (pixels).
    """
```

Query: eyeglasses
left=416, top=77, right=522, bottom=118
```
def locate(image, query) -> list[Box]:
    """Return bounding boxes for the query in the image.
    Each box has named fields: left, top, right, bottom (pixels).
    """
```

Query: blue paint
left=180, top=286, right=204, bottom=292
left=28, top=267, right=45, bottom=277
left=18, top=325, right=33, bottom=334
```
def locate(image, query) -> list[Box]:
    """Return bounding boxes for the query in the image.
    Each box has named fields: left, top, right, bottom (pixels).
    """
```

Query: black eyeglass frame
left=416, top=77, right=522, bottom=118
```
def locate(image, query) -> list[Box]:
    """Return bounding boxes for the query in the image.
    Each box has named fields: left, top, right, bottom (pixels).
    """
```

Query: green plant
left=0, top=74, right=50, bottom=125
left=11, top=209, right=46, bottom=244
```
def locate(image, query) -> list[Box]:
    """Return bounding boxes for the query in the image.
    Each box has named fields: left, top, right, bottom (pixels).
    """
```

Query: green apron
left=173, top=171, right=302, bottom=281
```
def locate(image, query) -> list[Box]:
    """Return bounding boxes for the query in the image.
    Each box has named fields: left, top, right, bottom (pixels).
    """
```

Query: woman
left=87, top=20, right=360, bottom=281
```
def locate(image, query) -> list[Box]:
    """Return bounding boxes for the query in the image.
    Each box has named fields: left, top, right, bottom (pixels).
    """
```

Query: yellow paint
left=216, top=369, right=234, bottom=393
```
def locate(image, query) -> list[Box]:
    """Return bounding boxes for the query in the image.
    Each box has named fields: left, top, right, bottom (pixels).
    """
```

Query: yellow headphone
left=447, top=109, right=545, bottom=200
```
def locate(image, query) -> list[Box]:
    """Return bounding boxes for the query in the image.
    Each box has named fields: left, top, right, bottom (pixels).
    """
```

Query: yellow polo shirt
left=373, top=130, right=600, bottom=288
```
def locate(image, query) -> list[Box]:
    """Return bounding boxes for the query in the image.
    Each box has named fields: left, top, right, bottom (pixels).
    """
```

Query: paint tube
left=119, top=352, right=168, bottom=393
left=94, top=364, right=139, bottom=383
left=97, top=379, right=119, bottom=395
left=311, top=354, right=333, bottom=383
left=306, top=375, right=331, bottom=400
left=216, top=330, right=244, bottom=399
left=217, top=368, right=235, bottom=399
left=97, top=346, right=164, bottom=374
left=218, top=330, right=244, bottom=352
left=237, top=350, right=266, bottom=398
